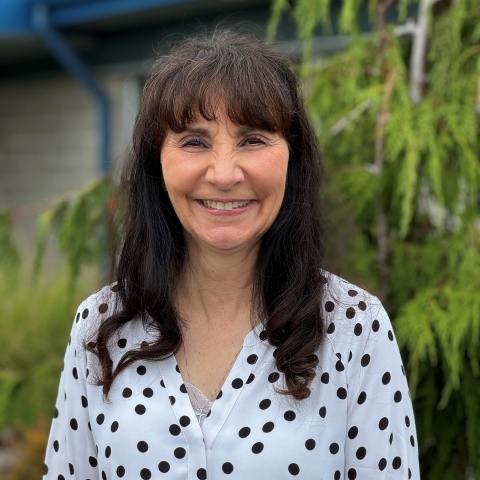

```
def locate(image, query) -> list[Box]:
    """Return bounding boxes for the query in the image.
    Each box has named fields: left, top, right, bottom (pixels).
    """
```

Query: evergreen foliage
left=269, top=0, right=480, bottom=478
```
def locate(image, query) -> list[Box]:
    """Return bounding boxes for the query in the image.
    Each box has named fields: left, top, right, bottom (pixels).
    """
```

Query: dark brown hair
left=90, top=30, right=326, bottom=400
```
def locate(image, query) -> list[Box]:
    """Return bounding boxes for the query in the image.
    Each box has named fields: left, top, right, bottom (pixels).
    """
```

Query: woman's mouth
left=201, top=200, right=252, bottom=211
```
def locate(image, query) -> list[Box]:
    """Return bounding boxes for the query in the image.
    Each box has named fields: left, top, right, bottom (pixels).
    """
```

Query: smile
left=201, top=200, right=252, bottom=211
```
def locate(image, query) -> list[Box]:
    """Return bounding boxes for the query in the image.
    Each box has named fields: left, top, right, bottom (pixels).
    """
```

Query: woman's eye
left=180, top=137, right=208, bottom=148
left=243, top=136, right=267, bottom=147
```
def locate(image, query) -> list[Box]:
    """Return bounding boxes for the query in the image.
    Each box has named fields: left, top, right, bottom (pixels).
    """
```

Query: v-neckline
left=158, top=321, right=267, bottom=449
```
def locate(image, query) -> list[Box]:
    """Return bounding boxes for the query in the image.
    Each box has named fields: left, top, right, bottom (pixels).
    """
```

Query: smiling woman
left=43, top=31, right=420, bottom=480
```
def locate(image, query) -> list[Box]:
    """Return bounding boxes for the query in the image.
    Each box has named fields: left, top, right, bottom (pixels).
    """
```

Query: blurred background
left=0, top=0, right=479, bottom=478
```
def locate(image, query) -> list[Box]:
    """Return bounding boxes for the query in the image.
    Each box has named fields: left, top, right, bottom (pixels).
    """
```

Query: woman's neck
left=175, top=240, right=259, bottom=331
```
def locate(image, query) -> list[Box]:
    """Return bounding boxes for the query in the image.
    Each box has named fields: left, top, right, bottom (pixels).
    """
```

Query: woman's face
left=160, top=109, right=289, bottom=255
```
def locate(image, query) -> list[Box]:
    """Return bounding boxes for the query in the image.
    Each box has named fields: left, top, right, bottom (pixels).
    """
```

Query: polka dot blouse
left=44, top=273, right=420, bottom=479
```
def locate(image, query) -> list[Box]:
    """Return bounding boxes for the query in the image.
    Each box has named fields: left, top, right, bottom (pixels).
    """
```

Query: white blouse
left=44, top=273, right=420, bottom=480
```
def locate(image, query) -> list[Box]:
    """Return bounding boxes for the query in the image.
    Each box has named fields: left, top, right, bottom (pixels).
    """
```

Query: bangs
left=146, top=36, right=298, bottom=139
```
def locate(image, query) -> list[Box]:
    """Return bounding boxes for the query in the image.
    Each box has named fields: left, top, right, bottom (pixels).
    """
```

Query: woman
left=44, top=31, right=420, bottom=480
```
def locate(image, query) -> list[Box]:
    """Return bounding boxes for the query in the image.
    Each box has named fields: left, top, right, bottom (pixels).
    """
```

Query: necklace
left=183, top=343, right=242, bottom=422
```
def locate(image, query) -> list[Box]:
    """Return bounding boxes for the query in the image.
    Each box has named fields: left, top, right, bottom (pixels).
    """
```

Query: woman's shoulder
left=320, top=271, right=391, bottom=345
left=72, top=282, right=122, bottom=340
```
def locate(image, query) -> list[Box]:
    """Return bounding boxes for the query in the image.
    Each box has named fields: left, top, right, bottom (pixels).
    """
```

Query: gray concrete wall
left=0, top=71, right=141, bottom=257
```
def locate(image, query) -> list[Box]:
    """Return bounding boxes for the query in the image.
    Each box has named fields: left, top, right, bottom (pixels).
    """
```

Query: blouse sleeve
left=43, top=301, right=100, bottom=480
left=344, top=299, right=420, bottom=479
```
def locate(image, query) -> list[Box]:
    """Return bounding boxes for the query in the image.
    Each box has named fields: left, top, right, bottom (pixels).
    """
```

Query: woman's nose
left=205, top=150, right=244, bottom=189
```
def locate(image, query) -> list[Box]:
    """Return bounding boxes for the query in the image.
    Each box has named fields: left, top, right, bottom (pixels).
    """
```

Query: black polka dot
left=335, top=360, right=345, bottom=372
left=89, top=456, right=98, bottom=467
left=288, top=463, right=300, bottom=475
left=140, top=468, right=151, bottom=479
left=82, top=308, right=89, bottom=319
left=284, top=410, right=296, bottom=421
left=394, top=391, right=402, bottom=402
left=111, top=421, right=119, bottom=432
left=358, top=301, right=367, bottom=311
left=325, top=301, right=335, bottom=312
left=348, top=289, right=358, bottom=297
left=405, top=415, right=411, bottom=427
left=348, top=351, right=352, bottom=362
left=354, top=323, right=362, bottom=336
left=111, top=283, right=120, bottom=292
left=54, top=407, right=58, bottom=418
left=246, top=373, right=255, bottom=384
left=357, top=391, right=367, bottom=404
left=361, top=354, right=370, bottom=367
left=348, top=426, right=358, bottom=439
left=334, top=471, right=341, bottom=480
left=143, top=387, right=153, bottom=398
left=174, top=447, right=186, bottom=459
left=68, top=463, right=74, bottom=474
left=232, top=378, right=243, bottom=389
left=337, top=387, right=347, bottom=399
left=160, top=379, right=166, bottom=388
left=102, top=471, right=107, bottom=480
left=158, top=461, right=170, bottom=473
left=137, top=365, right=146, bottom=375
left=180, top=416, right=191, bottom=427
left=305, top=439, right=316, bottom=450
left=99, top=303, right=108, bottom=314
left=402, top=365, right=406, bottom=376
left=382, top=372, right=391, bottom=385
left=388, top=330, right=394, bottom=341
left=410, top=435, right=415, bottom=447
left=88, top=422, right=91, bottom=431
left=58, top=475, right=66, bottom=480
left=348, top=468, right=357, bottom=479
left=169, top=424, right=181, bottom=436
left=408, top=468, right=412, bottom=478
left=378, top=458, right=387, bottom=470
left=197, top=468, right=207, bottom=479
left=321, top=372, right=329, bottom=384
left=222, top=462, right=234, bottom=474
left=252, top=442, right=264, bottom=454
left=75, top=312, right=80, bottom=323
left=137, top=441, right=148, bottom=453
left=216, top=390, right=223, bottom=399
left=262, top=421, right=274, bottom=433
left=389, top=432, right=394, bottom=444
left=319, top=406, right=326, bottom=418
left=346, top=307, right=356, bottom=319
left=96, top=414, right=105, bottom=425
left=175, top=364, right=181, bottom=373
left=72, top=368, right=78, bottom=379
left=379, top=417, right=389, bottom=430
left=122, top=388, right=132, bottom=398
left=259, top=330, right=267, bottom=341
left=392, top=457, right=402, bottom=469
left=356, top=447, right=366, bottom=459
left=239, top=427, right=251, bottom=438
left=268, top=372, right=280, bottom=383
left=70, top=418, right=78, bottom=430
left=329, top=442, right=339, bottom=454
left=247, top=354, right=258, bottom=364
left=135, top=404, right=146, bottom=415
left=372, top=320, right=380, bottom=332
left=81, top=396, right=88, bottom=407
left=259, top=399, right=271, bottom=410
left=327, top=323, right=335, bottom=334
left=169, top=396, right=176, bottom=405
left=118, top=338, right=127, bottom=348
left=180, top=384, right=187, bottom=394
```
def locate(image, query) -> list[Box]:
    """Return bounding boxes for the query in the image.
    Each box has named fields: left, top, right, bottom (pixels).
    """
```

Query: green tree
left=269, top=0, right=480, bottom=478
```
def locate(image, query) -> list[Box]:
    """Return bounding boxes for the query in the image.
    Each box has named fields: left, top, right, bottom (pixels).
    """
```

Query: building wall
left=0, top=71, right=141, bottom=255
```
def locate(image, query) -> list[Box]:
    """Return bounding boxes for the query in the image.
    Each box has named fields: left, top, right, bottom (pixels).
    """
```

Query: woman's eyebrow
left=184, top=126, right=210, bottom=136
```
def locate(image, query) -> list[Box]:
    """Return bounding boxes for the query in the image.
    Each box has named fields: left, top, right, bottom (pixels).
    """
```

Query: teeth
left=202, top=200, right=251, bottom=210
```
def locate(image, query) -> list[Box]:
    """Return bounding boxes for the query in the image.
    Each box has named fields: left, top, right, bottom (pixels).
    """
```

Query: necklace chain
left=183, top=343, right=242, bottom=403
